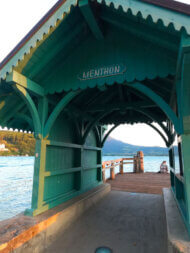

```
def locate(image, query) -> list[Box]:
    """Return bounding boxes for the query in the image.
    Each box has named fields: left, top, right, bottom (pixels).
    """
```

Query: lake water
left=0, top=155, right=178, bottom=221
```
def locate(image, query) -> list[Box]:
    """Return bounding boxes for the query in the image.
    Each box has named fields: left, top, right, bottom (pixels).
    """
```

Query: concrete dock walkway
left=46, top=190, right=168, bottom=253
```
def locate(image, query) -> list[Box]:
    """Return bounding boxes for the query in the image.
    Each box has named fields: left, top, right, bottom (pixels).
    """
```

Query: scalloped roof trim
left=46, top=70, right=175, bottom=94
left=97, top=0, right=190, bottom=34
left=0, top=0, right=77, bottom=80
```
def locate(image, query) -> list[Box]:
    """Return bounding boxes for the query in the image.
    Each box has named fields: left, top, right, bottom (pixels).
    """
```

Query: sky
left=0, top=0, right=188, bottom=147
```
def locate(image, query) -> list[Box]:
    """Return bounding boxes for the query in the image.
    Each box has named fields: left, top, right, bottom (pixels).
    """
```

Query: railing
left=102, top=151, right=144, bottom=183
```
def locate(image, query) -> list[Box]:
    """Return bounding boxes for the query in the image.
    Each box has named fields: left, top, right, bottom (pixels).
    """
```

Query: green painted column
left=180, top=135, right=190, bottom=221
left=32, top=138, right=47, bottom=215
left=176, top=34, right=190, bottom=225
left=25, top=137, right=47, bottom=216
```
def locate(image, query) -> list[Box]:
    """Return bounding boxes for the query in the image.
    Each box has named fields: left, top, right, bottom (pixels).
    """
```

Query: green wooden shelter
left=0, top=0, right=190, bottom=232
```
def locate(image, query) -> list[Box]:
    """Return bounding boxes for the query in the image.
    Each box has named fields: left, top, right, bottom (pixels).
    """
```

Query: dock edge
left=0, top=183, right=111, bottom=253
left=163, top=188, right=190, bottom=253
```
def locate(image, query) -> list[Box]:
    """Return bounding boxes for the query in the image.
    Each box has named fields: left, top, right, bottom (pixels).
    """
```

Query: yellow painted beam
left=6, top=70, right=45, bottom=97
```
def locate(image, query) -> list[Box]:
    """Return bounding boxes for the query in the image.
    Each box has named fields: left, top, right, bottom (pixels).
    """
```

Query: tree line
left=0, top=131, right=35, bottom=156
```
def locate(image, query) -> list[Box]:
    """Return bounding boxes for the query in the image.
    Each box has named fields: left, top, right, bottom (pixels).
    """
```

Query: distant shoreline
left=103, top=154, right=170, bottom=157
left=0, top=155, right=34, bottom=157
left=0, top=154, right=172, bottom=157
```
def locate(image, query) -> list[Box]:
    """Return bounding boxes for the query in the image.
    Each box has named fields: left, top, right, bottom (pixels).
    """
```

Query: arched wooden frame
left=43, top=90, right=81, bottom=138
left=83, top=105, right=172, bottom=146
left=93, top=126, right=101, bottom=147
left=101, top=122, right=171, bottom=148
left=14, top=113, right=34, bottom=130
left=14, top=84, right=41, bottom=136
left=82, top=109, right=113, bottom=144
left=126, top=82, right=182, bottom=134
left=146, top=123, right=170, bottom=147
left=101, top=124, right=119, bottom=147
left=131, top=107, right=172, bottom=140
left=82, top=80, right=179, bottom=144
left=65, top=110, right=82, bottom=144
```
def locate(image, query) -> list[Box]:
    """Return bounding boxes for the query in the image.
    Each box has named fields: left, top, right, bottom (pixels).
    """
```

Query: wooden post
left=102, top=164, right=106, bottom=183
left=110, top=162, right=115, bottom=180
left=120, top=159, right=124, bottom=174
left=133, top=155, right=137, bottom=173
left=133, top=152, right=144, bottom=173
left=137, top=153, right=140, bottom=172
left=138, top=151, right=144, bottom=173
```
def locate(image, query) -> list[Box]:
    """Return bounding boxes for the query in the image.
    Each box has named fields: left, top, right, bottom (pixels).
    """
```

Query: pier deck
left=46, top=173, right=170, bottom=253
left=46, top=191, right=168, bottom=253
left=107, top=172, right=170, bottom=195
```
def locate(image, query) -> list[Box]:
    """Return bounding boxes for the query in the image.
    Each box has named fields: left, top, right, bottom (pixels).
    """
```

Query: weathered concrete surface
left=107, top=172, right=170, bottom=195
left=46, top=191, right=168, bottom=253
left=163, top=188, right=190, bottom=253
left=0, top=184, right=110, bottom=253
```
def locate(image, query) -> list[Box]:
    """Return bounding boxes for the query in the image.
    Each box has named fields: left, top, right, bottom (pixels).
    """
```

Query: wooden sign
left=78, top=64, right=126, bottom=81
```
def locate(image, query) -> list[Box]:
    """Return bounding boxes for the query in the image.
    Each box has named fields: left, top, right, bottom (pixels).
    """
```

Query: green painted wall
left=27, top=112, right=102, bottom=216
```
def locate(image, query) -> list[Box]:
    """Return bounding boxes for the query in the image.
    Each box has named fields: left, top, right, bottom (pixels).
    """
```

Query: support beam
left=44, top=90, right=81, bottom=138
left=101, top=124, right=119, bottom=147
left=82, top=90, right=105, bottom=107
left=146, top=123, right=169, bottom=147
left=65, top=105, right=94, bottom=121
left=85, top=101, right=157, bottom=112
left=180, top=54, right=190, bottom=133
left=146, top=79, right=172, bottom=94
left=38, top=97, right=48, bottom=130
left=64, top=109, right=82, bottom=143
left=6, top=70, right=45, bottom=97
left=79, top=0, right=104, bottom=40
left=94, top=125, right=101, bottom=147
left=30, top=139, right=47, bottom=215
left=171, top=34, right=190, bottom=108
left=83, top=103, right=170, bottom=145
left=175, top=35, right=190, bottom=135
left=175, top=33, right=190, bottom=228
left=126, top=90, right=133, bottom=118
left=176, top=33, right=190, bottom=80
left=82, top=109, right=112, bottom=144
left=14, top=84, right=41, bottom=136
left=0, top=102, right=25, bottom=126
left=101, top=122, right=170, bottom=147
left=15, top=113, right=34, bottom=129
left=131, top=107, right=172, bottom=140
left=127, top=82, right=182, bottom=134
left=118, top=85, right=125, bottom=102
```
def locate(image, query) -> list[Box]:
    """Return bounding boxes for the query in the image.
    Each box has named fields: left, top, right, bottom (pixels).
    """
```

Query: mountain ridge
left=103, top=137, right=176, bottom=156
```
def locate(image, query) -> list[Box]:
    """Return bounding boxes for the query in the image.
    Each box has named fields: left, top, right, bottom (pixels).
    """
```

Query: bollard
left=138, top=151, right=144, bottom=173
left=120, top=159, right=124, bottom=174
left=110, top=162, right=115, bottom=180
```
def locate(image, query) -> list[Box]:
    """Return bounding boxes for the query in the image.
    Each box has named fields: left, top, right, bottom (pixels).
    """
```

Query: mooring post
left=138, top=151, right=144, bottom=173
left=110, top=162, right=115, bottom=180
left=133, top=155, right=137, bottom=173
left=133, top=152, right=144, bottom=173
left=137, top=154, right=140, bottom=172
left=120, top=159, right=124, bottom=174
